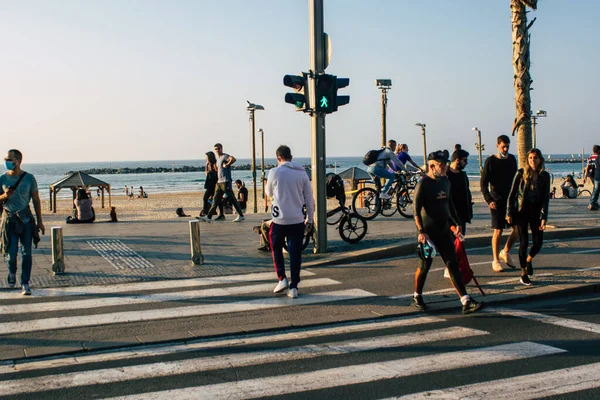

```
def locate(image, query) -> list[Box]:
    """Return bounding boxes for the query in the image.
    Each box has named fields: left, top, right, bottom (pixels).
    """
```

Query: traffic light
left=315, top=74, right=350, bottom=114
left=283, top=73, right=310, bottom=112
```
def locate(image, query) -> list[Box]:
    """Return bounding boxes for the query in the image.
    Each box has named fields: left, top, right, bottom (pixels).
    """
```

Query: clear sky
left=1, top=0, right=599, bottom=163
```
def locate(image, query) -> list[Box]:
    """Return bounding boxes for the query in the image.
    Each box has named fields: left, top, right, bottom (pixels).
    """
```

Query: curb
left=305, top=226, right=600, bottom=267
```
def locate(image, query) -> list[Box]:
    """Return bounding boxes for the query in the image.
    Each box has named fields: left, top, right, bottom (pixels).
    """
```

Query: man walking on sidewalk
left=266, top=145, right=314, bottom=299
left=200, top=143, right=245, bottom=223
left=583, top=145, right=599, bottom=211
left=412, top=150, right=483, bottom=314
left=0, top=149, right=45, bottom=295
left=481, top=135, right=519, bottom=272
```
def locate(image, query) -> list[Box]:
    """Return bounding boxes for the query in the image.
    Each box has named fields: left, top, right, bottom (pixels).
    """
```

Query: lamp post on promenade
left=375, top=79, right=392, bottom=147
left=415, top=123, right=427, bottom=172
left=246, top=101, right=265, bottom=214
left=531, top=109, right=547, bottom=149
left=472, top=127, right=485, bottom=173
left=258, top=128, right=267, bottom=212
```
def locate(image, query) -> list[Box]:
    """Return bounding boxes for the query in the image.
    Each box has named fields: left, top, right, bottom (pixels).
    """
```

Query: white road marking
left=108, top=342, right=565, bottom=400
left=0, top=278, right=340, bottom=315
left=393, top=362, right=600, bottom=399
left=0, top=289, right=376, bottom=335
left=3, top=315, right=446, bottom=374
left=0, top=271, right=315, bottom=300
left=490, top=307, right=600, bottom=334
left=571, top=248, right=600, bottom=254
left=576, top=265, right=600, bottom=271
left=0, top=327, right=487, bottom=396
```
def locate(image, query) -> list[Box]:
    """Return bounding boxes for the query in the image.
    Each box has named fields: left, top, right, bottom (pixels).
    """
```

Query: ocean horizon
left=22, top=154, right=591, bottom=200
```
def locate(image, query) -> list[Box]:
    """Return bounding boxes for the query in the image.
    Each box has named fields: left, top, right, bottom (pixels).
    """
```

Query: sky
left=1, top=0, right=599, bottom=163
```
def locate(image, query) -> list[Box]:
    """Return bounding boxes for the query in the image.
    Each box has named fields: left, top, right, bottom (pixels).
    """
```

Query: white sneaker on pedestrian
left=22, top=284, right=31, bottom=296
left=233, top=215, right=245, bottom=222
left=288, top=288, right=298, bottom=299
left=443, top=268, right=450, bottom=278
left=273, top=278, right=289, bottom=294
left=499, top=250, right=516, bottom=268
left=198, top=216, right=211, bottom=223
left=380, top=193, right=392, bottom=200
left=492, top=260, right=504, bottom=272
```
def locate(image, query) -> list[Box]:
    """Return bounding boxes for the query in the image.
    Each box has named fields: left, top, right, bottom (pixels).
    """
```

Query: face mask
left=4, top=161, right=16, bottom=171
left=498, top=152, right=507, bottom=159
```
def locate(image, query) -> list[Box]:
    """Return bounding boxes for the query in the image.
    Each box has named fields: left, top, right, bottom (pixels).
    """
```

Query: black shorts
left=490, top=200, right=509, bottom=229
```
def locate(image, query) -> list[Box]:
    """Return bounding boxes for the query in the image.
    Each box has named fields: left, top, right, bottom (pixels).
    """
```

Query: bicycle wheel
left=578, top=189, right=591, bottom=198
left=397, top=188, right=414, bottom=218
left=339, top=213, right=368, bottom=244
left=380, top=196, right=398, bottom=217
left=282, top=233, right=311, bottom=252
left=351, top=187, right=380, bottom=220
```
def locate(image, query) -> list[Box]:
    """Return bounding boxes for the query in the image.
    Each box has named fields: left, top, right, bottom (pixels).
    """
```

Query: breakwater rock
left=67, top=163, right=333, bottom=175
left=545, top=158, right=586, bottom=164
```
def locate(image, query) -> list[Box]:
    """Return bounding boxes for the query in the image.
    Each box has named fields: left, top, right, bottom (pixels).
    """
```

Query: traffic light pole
left=309, top=0, right=327, bottom=253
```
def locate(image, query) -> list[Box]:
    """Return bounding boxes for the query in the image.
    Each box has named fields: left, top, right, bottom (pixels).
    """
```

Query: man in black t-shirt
left=480, top=135, right=519, bottom=272
left=235, top=179, right=248, bottom=214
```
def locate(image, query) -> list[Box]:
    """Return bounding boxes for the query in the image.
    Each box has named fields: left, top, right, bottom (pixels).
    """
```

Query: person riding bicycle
left=367, top=139, right=407, bottom=199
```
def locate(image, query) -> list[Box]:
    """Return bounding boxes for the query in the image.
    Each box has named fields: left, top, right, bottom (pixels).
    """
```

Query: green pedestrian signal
left=320, top=96, right=329, bottom=108
left=315, top=74, right=350, bottom=114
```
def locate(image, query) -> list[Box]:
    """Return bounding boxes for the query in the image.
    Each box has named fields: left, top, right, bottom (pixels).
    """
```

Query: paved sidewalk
left=1, top=198, right=599, bottom=289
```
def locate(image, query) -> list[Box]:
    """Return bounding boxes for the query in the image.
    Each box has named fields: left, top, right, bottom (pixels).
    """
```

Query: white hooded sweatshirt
left=266, top=161, right=314, bottom=225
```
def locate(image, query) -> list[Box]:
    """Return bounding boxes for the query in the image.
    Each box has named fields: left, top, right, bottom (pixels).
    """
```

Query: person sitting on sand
left=560, top=175, right=578, bottom=199
left=67, top=188, right=95, bottom=224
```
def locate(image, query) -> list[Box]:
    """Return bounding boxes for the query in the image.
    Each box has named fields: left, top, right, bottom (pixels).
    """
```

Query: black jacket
left=507, top=169, right=550, bottom=221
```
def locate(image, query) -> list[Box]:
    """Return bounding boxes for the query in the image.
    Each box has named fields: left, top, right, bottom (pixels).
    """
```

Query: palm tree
left=511, top=0, right=537, bottom=168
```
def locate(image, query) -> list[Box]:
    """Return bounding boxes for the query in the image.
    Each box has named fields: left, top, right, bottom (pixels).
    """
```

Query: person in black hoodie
left=506, top=148, right=550, bottom=286
left=200, top=151, right=223, bottom=219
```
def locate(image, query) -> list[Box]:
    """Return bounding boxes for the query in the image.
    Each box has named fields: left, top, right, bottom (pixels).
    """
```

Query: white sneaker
left=273, top=278, right=289, bottom=293
left=443, top=268, right=450, bottom=278
left=499, top=250, right=516, bottom=268
left=233, top=215, right=245, bottom=222
left=22, top=284, right=31, bottom=296
left=288, top=288, right=298, bottom=298
left=198, top=216, right=211, bottom=223
left=492, top=260, right=504, bottom=272
left=380, top=193, right=392, bottom=200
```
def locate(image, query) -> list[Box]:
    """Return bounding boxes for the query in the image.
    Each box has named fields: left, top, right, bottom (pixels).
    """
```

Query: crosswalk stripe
left=392, top=361, right=600, bottom=399
left=107, top=342, right=565, bottom=400
left=2, top=315, right=446, bottom=374
left=0, top=271, right=316, bottom=300
left=490, top=307, right=600, bottom=334
left=0, top=326, right=488, bottom=396
left=0, top=289, right=376, bottom=335
left=0, top=278, right=341, bottom=315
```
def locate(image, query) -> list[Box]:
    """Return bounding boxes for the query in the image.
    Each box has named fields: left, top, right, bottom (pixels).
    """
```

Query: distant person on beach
left=0, top=149, right=45, bottom=296
left=481, top=135, right=519, bottom=273
left=199, top=151, right=224, bottom=219
left=367, top=139, right=407, bottom=199
left=235, top=179, right=248, bottom=214
left=138, top=186, right=146, bottom=199
left=129, top=186, right=134, bottom=199
left=411, top=150, right=483, bottom=314
left=447, top=149, right=472, bottom=235
left=199, top=143, right=245, bottom=222
left=267, top=145, right=314, bottom=299
left=96, top=188, right=100, bottom=198
left=67, top=188, right=95, bottom=224
left=395, top=143, right=422, bottom=171
left=506, top=148, right=551, bottom=286
left=124, top=185, right=129, bottom=197
left=583, top=144, right=599, bottom=210
left=560, top=175, right=578, bottom=198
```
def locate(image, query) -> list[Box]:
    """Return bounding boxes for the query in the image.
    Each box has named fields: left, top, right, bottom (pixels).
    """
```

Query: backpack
left=325, top=173, right=346, bottom=205
left=362, top=148, right=384, bottom=166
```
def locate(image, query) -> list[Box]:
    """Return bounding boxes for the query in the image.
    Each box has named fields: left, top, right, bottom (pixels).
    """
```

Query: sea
left=23, top=154, right=589, bottom=200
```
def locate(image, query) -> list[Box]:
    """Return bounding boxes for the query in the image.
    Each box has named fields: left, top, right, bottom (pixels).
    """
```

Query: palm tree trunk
left=511, top=0, right=537, bottom=168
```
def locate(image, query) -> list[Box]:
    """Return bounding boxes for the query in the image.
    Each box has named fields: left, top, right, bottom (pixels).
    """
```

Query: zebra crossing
left=1, top=271, right=599, bottom=399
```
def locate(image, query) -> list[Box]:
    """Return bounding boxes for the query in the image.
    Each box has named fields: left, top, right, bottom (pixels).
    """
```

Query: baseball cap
left=427, top=150, right=450, bottom=163
left=451, top=149, right=470, bottom=162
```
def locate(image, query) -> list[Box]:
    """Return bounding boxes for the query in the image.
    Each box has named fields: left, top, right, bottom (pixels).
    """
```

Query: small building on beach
left=49, top=172, right=112, bottom=213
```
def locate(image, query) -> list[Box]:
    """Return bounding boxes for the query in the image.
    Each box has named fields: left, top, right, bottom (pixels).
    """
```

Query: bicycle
left=577, top=184, right=592, bottom=198
left=351, top=170, right=421, bottom=220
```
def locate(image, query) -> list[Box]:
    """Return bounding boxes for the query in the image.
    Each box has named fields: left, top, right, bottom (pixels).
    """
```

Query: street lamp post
left=472, top=127, right=485, bottom=173
left=246, top=101, right=265, bottom=214
left=415, top=123, right=427, bottom=171
left=258, top=128, right=267, bottom=212
left=375, top=79, right=392, bottom=147
left=531, top=109, right=547, bottom=149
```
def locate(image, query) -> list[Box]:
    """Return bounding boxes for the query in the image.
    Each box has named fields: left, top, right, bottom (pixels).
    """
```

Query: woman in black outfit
left=201, top=151, right=223, bottom=218
left=506, top=148, right=550, bottom=286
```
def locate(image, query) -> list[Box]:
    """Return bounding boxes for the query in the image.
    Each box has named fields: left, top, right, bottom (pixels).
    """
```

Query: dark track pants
left=414, top=229, right=468, bottom=298
left=515, top=204, right=544, bottom=269
left=269, top=222, right=304, bottom=289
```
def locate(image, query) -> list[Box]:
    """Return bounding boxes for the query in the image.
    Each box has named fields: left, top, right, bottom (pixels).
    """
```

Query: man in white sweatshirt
left=266, top=145, right=314, bottom=299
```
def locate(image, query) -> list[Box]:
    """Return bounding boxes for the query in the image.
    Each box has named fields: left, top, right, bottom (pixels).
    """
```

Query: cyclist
left=395, top=144, right=423, bottom=171
left=367, top=139, right=407, bottom=199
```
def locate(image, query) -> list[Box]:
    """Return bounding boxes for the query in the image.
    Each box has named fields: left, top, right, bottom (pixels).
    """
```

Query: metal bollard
left=51, top=226, right=65, bottom=275
left=189, top=220, right=204, bottom=265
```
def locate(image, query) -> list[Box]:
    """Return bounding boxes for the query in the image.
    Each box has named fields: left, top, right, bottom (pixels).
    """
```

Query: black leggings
left=202, top=187, right=223, bottom=216
left=516, top=204, right=544, bottom=269
left=415, top=229, right=467, bottom=298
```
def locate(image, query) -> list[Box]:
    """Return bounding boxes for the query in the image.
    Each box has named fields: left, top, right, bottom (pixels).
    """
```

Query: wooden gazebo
left=49, top=172, right=111, bottom=213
